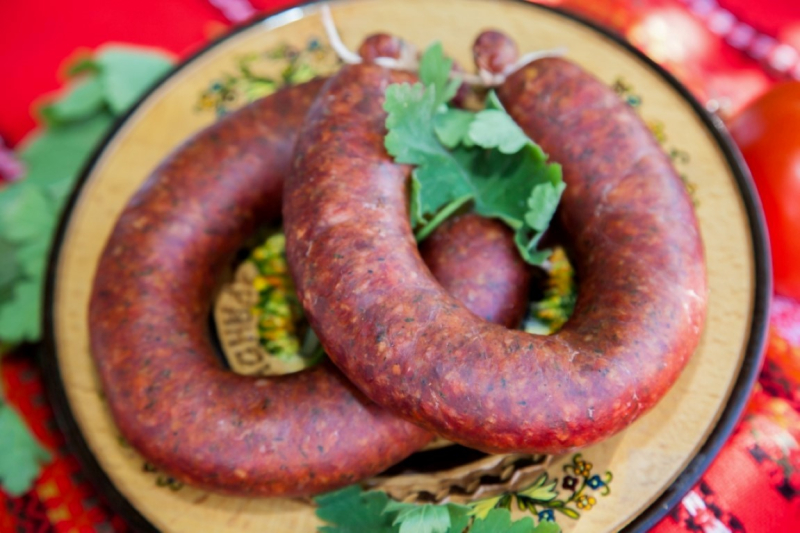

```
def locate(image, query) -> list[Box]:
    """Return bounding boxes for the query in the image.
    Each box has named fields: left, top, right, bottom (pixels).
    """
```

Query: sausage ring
left=89, top=39, right=531, bottom=496
left=283, top=40, right=707, bottom=455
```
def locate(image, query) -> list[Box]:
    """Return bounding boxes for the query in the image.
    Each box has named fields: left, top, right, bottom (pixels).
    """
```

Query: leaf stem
left=414, top=195, right=471, bottom=241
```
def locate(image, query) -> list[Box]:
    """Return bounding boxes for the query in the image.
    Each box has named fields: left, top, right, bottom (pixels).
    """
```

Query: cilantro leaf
left=40, top=76, right=106, bottom=125
left=384, top=83, right=474, bottom=222
left=315, top=486, right=397, bottom=533
left=383, top=501, right=470, bottom=533
left=94, top=47, right=173, bottom=114
left=418, top=42, right=460, bottom=110
left=0, top=183, right=54, bottom=243
left=532, top=521, right=561, bottom=533
left=524, top=179, right=567, bottom=232
left=447, top=504, right=472, bottom=533
left=384, top=501, right=451, bottom=533
left=15, top=238, right=50, bottom=279
left=19, top=112, right=115, bottom=188
left=434, top=109, right=474, bottom=148
left=0, top=402, right=51, bottom=495
left=0, top=278, right=43, bottom=343
left=470, top=509, right=535, bottom=533
left=383, top=60, right=564, bottom=266
left=467, top=109, right=531, bottom=154
left=0, top=47, right=171, bottom=348
left=0, top=238, right=21, bottom=296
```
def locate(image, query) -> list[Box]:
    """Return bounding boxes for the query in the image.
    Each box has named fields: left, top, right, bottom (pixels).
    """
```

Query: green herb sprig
left=383, top=43, right=564, bottom=265
left=0, top=45, right=173, bottom=496
left=314, top=485, right=560, bottom=533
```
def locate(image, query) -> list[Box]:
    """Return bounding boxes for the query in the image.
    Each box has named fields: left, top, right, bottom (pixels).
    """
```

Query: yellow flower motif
left=576, top=495, right=596, bottom=510
left=574, top=459, right=592, bottom=477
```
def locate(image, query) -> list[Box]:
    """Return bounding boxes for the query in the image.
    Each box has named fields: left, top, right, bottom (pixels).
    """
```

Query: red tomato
left=728, top=82, right=800, bottom=299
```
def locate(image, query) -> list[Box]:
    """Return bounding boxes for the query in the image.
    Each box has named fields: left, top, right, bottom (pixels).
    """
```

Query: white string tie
left=320, top=4, right=567, bottom=88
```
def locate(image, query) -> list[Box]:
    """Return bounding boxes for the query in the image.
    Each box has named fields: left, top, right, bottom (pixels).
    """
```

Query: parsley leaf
left=93, top=47, right=173, bottom=113
left=19, top=112, right=115, bottom=189
left=418, top=42, right=461, bottom=111
left=0, top=238, right=21, bottom=296
left=314, top=486, right=397, bottom=533
left=40, top=77, right=106, bottom=126
left=0, top=278, right=43, bottom=342
left=383, top=501, right=471, bottom=533
left=385, top=501, right=451, bottom=533
left=0, top=47, right=171, bottom=348
left=434, top=109, right=474, bottom=148
left=383, top=43, right=565, bottom=266
left=316, top=486, right=476, bottom=533
left=470, top=509, right=535, bottom=533
left=0, top=402, right=50, bottom=495
left=532, top=521, right=561, bottom=533
left=384, top=83, right=474, bottom=231
left=467, top=109, right=532, bottom=154
left=0, top=183, right=53, bottom=243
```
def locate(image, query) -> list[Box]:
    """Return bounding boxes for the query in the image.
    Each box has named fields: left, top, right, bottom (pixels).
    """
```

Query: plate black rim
left=38, top=1, right=771, bottom=532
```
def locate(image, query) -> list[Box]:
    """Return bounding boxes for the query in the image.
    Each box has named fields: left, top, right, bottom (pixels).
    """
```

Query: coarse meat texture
left=283, top=56, right=707, bottom=454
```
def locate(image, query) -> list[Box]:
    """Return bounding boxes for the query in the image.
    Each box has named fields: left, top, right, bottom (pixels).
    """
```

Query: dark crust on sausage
left=90, top=75, right=531, bottom=495
left=420, top=214, right=531, bottom=329
left=284, top=59, right=707, bottom=454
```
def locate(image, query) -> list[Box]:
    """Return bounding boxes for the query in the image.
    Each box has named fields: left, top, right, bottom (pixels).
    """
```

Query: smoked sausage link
left=284, top=56, right=707, bottom=455
left=90, top=41, right=532, bottom=495
left=420, top=214, right=531, bottom=328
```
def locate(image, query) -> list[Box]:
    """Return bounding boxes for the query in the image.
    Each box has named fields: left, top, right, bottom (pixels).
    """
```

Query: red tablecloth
left=1, top=1, right=799, bottom=532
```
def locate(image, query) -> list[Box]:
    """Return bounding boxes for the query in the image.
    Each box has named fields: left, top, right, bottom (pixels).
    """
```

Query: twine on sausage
left=320, top=4, right=566, bottom=88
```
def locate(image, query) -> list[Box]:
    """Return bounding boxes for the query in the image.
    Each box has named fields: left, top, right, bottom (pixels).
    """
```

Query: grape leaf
left=40, top=76, right=106, bottom=125
left=0, top=402, right=51, bottom=495
left=94, top=47, right=173, bottom=114
left=314, top=486, right=398, bottom=533
left=470, top=509, right=535, bottom=533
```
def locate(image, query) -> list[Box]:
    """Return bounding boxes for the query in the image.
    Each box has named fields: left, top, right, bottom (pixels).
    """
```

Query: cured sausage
left=89, top=39, right=530, bottom=496
left=420, top=214, right=531, bottom=328
left=283, top=39, right=707, bottom=455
